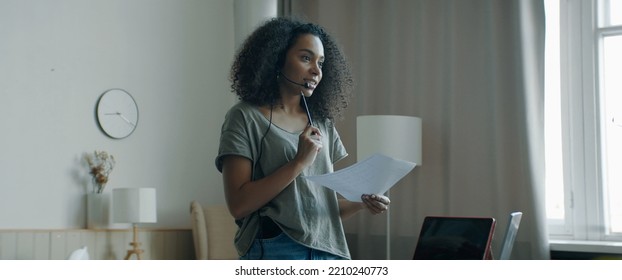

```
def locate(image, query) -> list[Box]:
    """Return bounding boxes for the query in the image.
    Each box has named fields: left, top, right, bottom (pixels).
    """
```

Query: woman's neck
left=275, top=93, right=303, bottom=114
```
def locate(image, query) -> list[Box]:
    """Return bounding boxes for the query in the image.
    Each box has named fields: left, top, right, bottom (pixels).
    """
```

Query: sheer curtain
left=283, top=0, right=550, bottom=260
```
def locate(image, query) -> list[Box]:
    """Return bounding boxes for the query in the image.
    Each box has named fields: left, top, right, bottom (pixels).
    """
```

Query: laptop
left=413, top=216, right=496, bottom=260
left=497, top=212, right=523, bottom=260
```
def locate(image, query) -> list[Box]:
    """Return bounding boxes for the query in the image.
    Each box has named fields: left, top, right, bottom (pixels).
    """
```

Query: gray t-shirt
left=215, top=101, right=350, bottom=259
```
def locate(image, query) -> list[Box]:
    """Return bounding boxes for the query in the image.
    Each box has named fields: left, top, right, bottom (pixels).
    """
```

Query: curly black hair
left=230, top=17, right=353, bottom=121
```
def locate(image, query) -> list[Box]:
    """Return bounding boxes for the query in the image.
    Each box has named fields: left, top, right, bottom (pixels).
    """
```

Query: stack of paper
left=303, top=153, right=417, bottom=202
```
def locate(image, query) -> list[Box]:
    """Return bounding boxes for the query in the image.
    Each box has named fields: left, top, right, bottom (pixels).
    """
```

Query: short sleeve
left=328, top=121, right=348, bottom=164
left=215, top=105, right=254, bottom=172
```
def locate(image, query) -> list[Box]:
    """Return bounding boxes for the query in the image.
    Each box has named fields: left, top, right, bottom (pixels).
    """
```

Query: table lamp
left=112, top=187, right=157, bottom=260
left=357, top=115, right=422, bottom=260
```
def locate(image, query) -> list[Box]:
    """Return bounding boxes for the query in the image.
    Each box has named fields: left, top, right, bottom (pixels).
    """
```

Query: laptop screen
left=413, top=216, right=496, bottom=260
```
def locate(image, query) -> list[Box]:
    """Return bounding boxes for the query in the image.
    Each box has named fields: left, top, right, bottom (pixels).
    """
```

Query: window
left=600, top=0, right=622, bottom=235
left=546, top=0, right=622, bottom=242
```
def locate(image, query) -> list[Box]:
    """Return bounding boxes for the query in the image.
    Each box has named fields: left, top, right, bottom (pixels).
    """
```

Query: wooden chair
left=189, top=201, right=238, bottom=259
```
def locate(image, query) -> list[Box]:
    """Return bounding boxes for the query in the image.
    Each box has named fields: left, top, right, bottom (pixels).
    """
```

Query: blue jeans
left=240, top=232, right=346, bottom=260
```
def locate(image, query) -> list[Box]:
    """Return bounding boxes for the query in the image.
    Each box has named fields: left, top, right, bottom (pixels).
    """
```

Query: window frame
left=596, top=1, right=622, bottom=240
left=550, top=0, right=622, bottom=243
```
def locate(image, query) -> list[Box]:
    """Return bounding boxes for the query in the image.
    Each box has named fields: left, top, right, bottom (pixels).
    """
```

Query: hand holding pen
left=296, top=92, right=322, bottom=168
left=296, top=125, right=322, bottom=168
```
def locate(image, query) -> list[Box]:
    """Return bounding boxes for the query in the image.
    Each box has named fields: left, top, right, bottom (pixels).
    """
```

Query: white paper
left=303, top=153, right=417, bottom=202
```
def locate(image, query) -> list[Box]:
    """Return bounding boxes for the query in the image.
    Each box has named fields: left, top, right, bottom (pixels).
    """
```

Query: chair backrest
left=189, top=201, right=238, bottom=260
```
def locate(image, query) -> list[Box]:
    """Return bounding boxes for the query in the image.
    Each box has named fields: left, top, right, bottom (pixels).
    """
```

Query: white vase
left=86, top=192, right=110, bottom=229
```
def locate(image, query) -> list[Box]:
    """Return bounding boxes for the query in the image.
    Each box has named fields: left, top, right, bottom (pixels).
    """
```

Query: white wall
left=234, top=0, right=278, bottom=48
left=0, top=0, right=238, bottom=229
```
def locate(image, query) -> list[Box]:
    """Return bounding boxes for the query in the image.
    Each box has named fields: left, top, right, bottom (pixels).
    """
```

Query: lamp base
left=124, top=224, right=144, bottom=260
left=124, top=242, right=144, bottom=260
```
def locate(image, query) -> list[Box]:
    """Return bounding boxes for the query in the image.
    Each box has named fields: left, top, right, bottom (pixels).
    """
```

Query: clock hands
left=105, top=112, right=136, bottom=127
left=118, top=114, right=136, bottom=127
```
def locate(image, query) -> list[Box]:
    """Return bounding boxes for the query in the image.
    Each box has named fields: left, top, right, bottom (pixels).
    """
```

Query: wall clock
left=96, top=89, right=139, bottom=139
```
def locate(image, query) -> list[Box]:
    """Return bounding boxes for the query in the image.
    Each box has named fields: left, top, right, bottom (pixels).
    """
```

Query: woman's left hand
left=361, top=194, right=391, bottom=215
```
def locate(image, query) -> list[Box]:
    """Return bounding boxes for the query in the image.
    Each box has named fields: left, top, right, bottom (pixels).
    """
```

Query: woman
left=215, top=17, right=390, bottom=260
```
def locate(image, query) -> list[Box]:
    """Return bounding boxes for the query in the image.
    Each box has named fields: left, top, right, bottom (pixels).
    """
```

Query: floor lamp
left=357, top=115, right=422, bottom=260
left=113, top=188, right=157, bottom=260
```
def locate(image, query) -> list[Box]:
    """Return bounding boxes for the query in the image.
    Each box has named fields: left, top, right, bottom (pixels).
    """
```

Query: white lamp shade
left=112, top=188, right=157, bottom=224
left=357, top=115, right=422, bottom=165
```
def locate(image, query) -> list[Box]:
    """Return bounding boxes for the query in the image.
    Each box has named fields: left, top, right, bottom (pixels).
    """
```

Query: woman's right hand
left=295, top=125, right=323, bottom=168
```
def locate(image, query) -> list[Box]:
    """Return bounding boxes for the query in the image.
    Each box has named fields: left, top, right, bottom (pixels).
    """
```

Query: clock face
left=96, top=89, right=139, bottom=139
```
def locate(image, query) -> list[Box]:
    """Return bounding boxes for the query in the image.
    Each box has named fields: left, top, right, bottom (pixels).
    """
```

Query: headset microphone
left=280, top=72, right=311, bottom=89
left=278, top=71, right=314, bottom=126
